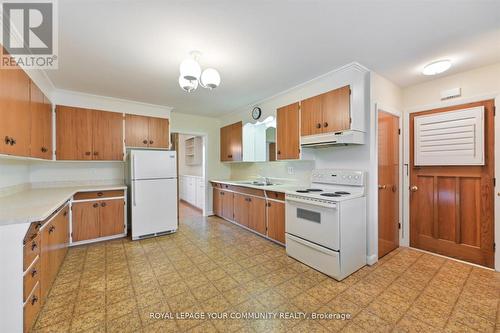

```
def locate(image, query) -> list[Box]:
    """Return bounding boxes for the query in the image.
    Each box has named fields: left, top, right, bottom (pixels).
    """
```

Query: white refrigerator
left=128, top=150, right=178, bottom=240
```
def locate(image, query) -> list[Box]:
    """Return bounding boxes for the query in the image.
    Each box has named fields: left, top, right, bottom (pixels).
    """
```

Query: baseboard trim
left=366, top=254, right=378, bottom=265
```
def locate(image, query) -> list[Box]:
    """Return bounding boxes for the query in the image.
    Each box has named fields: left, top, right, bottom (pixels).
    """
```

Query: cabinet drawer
left=24, top=283, right=41, bottom=333
left=23, top=258, right=40, bottom=301
left=23, top=233, right=40, bottom=271
left=266, top=191, right=285, bottom=201
left=74, top=190, right=124, bottom=200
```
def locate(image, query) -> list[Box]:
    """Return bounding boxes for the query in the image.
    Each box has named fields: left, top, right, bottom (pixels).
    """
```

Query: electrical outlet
left=287, top=167, right=294, bottom=175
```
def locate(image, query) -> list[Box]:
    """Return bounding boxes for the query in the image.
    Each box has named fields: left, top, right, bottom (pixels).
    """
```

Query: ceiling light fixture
left=179, top=51, right=221, bottom=92
left=422, top=59, right=452, bottom=76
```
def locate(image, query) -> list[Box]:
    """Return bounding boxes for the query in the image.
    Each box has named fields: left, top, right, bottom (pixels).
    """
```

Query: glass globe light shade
left=178, top=75, right=198, bottom=92
left=201, top=68, right=221, bottom=89
left=180, top=58, right=201, bottom=81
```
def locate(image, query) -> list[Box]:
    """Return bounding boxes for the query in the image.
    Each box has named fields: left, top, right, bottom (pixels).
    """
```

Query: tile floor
left=32, top=214, right=500, bottom=333
left=178, top=200, right=202, bottom=220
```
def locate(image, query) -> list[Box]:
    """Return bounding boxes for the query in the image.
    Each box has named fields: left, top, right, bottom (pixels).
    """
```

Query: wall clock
left=252, top=107, right=262, bottom=120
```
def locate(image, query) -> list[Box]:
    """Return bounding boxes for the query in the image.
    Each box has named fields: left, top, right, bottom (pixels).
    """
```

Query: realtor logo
left=1, top=0, right=58, bottom=68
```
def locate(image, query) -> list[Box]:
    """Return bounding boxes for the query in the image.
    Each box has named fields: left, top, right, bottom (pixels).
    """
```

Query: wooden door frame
left=403, top=94, right=500, bottom=271
left=172, top=131, right=208, bottom=216
left=375, top=104, right=403, bottom=258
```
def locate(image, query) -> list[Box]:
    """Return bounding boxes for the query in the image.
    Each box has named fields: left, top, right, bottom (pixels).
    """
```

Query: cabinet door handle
left=49, top=225, right=55, bottom=234
left=31, top=295, right=38, bottom=306
left=277, top=150, right=281, bottom=155
left=63, top=210, right=67, bottom=217
left=324, top=122, right=328, bottom=128
left=316, top=123, right=322, bottom=129
left=93, top=203, right=99, bottom=208
left=97, top=192, right=103, bottom=197
left=85, top=151, right=91, bottom=156
left=101, top=202, right=106, bottom=207
left=31, top=242, right=37, bottom=251
left=10, top=137, right=16, bottom=145
left=93, top=151, right=99, bottom=156
left=228, top=154, right=232, bottom=158
left=143, top=139, right=148, bottom=144
left=31, top=269, right=38, bottom=278
left=41, top=147, right=48, bottom=153
left=149, top=140, right=154, bottom=144
left=4, top=136, right=11, bottom=145
left=35, top=222, right=42, bottom=230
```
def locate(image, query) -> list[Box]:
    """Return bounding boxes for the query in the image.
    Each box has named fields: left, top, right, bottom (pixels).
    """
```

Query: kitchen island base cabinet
left=71, top=190, right=126, bottom=243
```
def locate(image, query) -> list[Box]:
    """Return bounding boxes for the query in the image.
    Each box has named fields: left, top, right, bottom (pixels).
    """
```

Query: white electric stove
left=285, top=169, right=367, bottom=281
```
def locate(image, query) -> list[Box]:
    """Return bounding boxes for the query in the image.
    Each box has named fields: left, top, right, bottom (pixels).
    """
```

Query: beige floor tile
left=106, top=311, right=142, bottom=333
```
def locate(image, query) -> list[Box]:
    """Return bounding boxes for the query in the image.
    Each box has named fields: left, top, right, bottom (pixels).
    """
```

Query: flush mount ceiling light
left=179, top=51, right=221, bottom=92
left=422, top=59, right=452, bottom=76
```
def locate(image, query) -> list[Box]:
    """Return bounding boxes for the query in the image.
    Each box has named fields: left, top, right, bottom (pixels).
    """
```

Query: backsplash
left=229, top=160, right=315, bottom=186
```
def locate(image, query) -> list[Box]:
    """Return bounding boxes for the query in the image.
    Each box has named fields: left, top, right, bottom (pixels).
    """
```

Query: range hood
left=300, top=130, right=365, bottom=148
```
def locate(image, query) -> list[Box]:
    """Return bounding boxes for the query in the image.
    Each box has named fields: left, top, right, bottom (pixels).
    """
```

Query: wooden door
left=276, top=102, right=300, bottom=160
left=233, top=193, right=249, bottom=227
left=221, top=191, right=234, bottom=220
left=99, top=199, right=125, bottom=237
left=213, top=188, right=222, bottom=216
left=56, top=106, right=93, bottom=160
left=148, top=117, right=169, bottom=148
left=300, top=95, right=323, bottom=136
left=321, top=85, right=350, bottom=133
left=249, top=196, right=266, bottom=234
left=267, top=200, right=285, bottom=243
left=92, top=110, right=124, bottom=160
left=72, top=201, right=100, bottom=242
left=125, top=114, right=149, bottom=147
left=410, top=100, right=495, bottom=268
left=378, top=111, right=399, bottom=258
left=30, top=82, right=52, bottom=159
left=0, top=57, right=31, bottom=156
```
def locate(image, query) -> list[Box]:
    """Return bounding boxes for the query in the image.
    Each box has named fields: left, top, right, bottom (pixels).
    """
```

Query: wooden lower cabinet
left=72, top=196, right=125, bottom=242
left=233, top=193, right=249, bottom=227
left=213, top=188, right=222, bottom=216
left=221, top=191, right=234, bottom=221
left=267, top=200, right=285, bottom=243
left=248, top=197, right=266, bottom=234
left=24, top=203, right=69, bottom=332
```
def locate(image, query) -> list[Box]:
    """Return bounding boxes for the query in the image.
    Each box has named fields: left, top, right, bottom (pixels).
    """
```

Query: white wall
left=170, top=112, right=231, bottom=214
left=0, top=159, right=30, bottom=190
left=178, top=134, right=203, bottom=177
left=230, top=160, right=315, bottom=186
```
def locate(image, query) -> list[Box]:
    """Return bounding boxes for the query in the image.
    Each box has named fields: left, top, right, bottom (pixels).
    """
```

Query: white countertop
left=0, top=184, right=127, bottom=227
left=210, top=179, right=299, bottom=193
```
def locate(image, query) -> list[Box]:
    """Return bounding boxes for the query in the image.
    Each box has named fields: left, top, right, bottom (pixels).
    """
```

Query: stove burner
left=296, top=190, right=310, bottom=193
left=306, top=188, right=323, bottom=192
left=335, top=191, right=350, bottom=195
left=320, top=193, right=341, bottom=197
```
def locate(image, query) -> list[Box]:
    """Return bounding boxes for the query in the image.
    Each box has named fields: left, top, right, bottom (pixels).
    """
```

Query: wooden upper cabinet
left=125, top=114, right=149, bottom=147
left=125, top=114, right=169, bottom=148
left=30, top=82, right=52, bottom=159
left=321, top=85, right=351, bottom=132
left=0, top=55, right=31, bottom=157
left=56, top=106, right=93, bottom=160
left=148, top=117, right=169, bottom=148
left=92, top=110, right=124, bottom=160
left=56, top=106, right=123, bottom=161
left=300, top=95, right=323, bottom=136
left=220, top=121, right=242, bottom=162
left=300, top=85, right=351, bottom=136
left=276, top=102, right=300, bottom=160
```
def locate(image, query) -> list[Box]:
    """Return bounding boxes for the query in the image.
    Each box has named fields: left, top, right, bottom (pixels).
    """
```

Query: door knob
left=378, top=185, right=386, bottom=190
left=143, top=139, right=148, bottom=144
left=410, top=186, right=418, bottom=192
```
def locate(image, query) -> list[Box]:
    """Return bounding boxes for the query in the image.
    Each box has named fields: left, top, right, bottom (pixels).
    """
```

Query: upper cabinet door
left=92, top=110, right=124, bottom=160
left=321, top=85, right=350, bottom=133
left=300, top=95, right=323, bottom=136
left=30, top=82, right=52, bottom=159
left=148, top=117, right=169, bottom=148
left=56, top=106, right=93, bottom=160
left=220, top=121, right=242, bottom=162
left=0, top=55, right=31, bottom=156
left=125, top=114, right=149, bottom=147
left=276, top=102, right=300, bottom=160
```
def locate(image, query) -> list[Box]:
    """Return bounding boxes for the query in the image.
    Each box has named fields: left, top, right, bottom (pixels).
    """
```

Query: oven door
left=285, top=196, right=340, bottom=250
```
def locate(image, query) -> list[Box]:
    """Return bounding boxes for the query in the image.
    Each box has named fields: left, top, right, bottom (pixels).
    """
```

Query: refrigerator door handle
left=132, top=154, right=137, bottom=180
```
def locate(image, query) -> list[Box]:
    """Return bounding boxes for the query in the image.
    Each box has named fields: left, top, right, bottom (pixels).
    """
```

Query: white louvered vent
left=414, top=106, right=484, bottom=166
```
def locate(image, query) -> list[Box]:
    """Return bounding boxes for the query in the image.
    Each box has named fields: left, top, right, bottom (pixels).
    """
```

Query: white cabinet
left=179, top=175, right=204, bottom=210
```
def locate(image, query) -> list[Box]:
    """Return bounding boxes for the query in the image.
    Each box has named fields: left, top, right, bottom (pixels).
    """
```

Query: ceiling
left=48, top=0, right=500, bottom=116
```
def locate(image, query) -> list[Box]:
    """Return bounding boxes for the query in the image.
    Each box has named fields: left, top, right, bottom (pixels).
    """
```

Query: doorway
left=378, top=111, right=400, bottom=258
left=171, top=132, right=207, bottom=220
left=409, top=100, right=495, bottom=268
